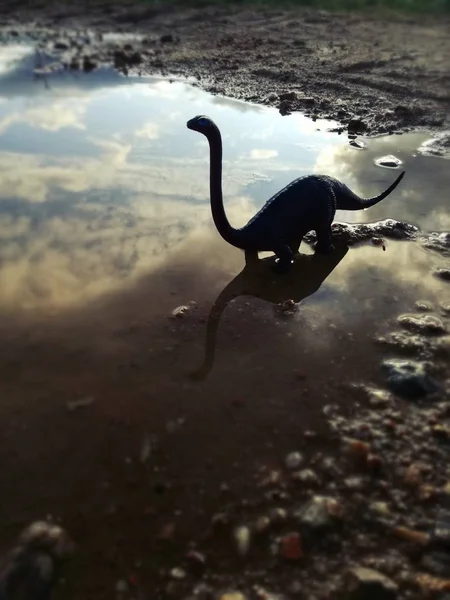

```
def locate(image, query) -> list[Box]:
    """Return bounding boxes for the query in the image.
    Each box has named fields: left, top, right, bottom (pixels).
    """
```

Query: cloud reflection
left=314, top=132, right=450, bottom=230
left=0, top=61, right=447, bottom=317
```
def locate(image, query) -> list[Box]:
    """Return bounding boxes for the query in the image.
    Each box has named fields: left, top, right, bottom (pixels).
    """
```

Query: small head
left=186, top=115, right=215, bottom=135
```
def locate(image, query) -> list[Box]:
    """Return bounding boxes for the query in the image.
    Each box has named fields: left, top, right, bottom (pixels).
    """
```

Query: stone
left=374, top=155, right=402, bottom=168
left=294, top=495, right=344, bottom=530
left=279, top=90, right=298, bottom=102
left=219, top=593, right=247, bottom=600
left=160, top=33, right=174, bottom=43
left=280, top=532, right=303, bottom=560
left=434, top=268, right=450, bottom=282
left=397, top=314, right=446, bottom=334
left=348, top=118, right=367, bottom=133
left=382, top=359, right=441, bottom=399
left=285, top=452, right=304, bottom=470
left=346, top=566, right=398, bottom=600
left=417, top=132, right=450, bottom=159
left=291, top=468, right=320, bottom=486
left=233, top=525, right=251, bottom=556
left=415, top=301, right=433, bottom=312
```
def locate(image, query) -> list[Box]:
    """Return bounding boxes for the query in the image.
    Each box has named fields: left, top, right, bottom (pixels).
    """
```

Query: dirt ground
left=1, top=2, right=450, bottom=599
left=1, top=1, right=450, bottom=134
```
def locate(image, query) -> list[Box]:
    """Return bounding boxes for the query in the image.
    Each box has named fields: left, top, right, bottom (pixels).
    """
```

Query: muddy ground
left=1, top=1, right=450, bottom=135
left=1, top=2, right=450, bottom=599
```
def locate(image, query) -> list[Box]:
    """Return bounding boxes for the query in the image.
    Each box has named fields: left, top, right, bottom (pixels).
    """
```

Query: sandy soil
left=1, top=1, right=450, bottom=134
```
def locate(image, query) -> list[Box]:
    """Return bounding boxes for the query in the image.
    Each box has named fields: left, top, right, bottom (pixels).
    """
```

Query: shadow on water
left=190, top=241, right=349, bottom=381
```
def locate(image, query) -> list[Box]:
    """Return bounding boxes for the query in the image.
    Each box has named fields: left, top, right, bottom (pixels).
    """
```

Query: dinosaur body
left=187, top=115, right=405, bottom=273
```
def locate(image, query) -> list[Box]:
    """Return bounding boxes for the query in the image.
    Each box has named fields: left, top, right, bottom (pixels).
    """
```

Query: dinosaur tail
left=336, top=171, right=405, bottom=211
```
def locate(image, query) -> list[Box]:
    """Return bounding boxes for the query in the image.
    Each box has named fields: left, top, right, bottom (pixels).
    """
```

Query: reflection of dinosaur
left=190, top=240, right=349, bottom=381
left=187, top=115, right=405, bottom=273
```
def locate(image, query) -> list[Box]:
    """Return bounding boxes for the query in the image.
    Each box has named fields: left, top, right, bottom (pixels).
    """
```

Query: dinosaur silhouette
left=187, top=114, right=404, bottom=273
left=189, top=240, right=349, bottom=381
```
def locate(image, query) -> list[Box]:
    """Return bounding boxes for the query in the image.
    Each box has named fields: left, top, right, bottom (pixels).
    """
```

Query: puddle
left=0, top=44, right=448, bottom=314
left=0, top=44, right=449, bottom=598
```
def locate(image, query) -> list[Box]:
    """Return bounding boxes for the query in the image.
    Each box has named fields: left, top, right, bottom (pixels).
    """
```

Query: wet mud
left=0, top=1, right=450, bottom=135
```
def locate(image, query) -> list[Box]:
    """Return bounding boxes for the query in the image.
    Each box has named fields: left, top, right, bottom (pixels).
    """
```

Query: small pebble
left=285, top=452, right=304, bottom=470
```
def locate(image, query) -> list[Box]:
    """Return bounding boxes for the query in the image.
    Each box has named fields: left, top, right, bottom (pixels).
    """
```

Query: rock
left=114, top=49, right=128, bottom=68
left=129, top=51, right=143, bottom=65
left=348, top=118, right=367, bottom=133
left=346, top=566, right=398, bottom=600
left=0, top=521, right=73, bottom=600
left=432, top=508, right=450, bottom=549
left=294, top=495, right=344, bottom=530
left=268, top=507, right=288, bottom=523
left=185, top=550, right=206, bottom=576
left=367, top=453, right=383, bottom=473
left=349, top=139, right=367, bottom=150
left=276, top=299, right=298, bottom=315
left=54, top=40, right=69, bottom=50
left=375, top=331, right=429, bottom=355
left=82, top=56, right=97, bottom=72
left=285, top=452, right=304, bottom=470
left=371, top=237, right=386, bottom=250
left=219, top=592, right=247, bottom=600
left=417, top=132, right=450, bottom=159
left=171, top=302, right=197, bottom=318
left=266, top=92, right=278, bottom=103
left=382, top=358, right=441, bottom=399
left=299, top=96, right=315, bottom=107
left=291, top=468, right=321, bottom=487
left=421, top=552, right=450, bottom=577
left=344, top=438, right=370, bottom=463
left=369, top=501, right=391, bottom=517
left=160, top=33, right=174, bottom=43
left=392, top=525, right=430, bottom=546
left=434, top=268, right=450, bottom=282
left=254, top=515, right=271, bottom=534
left=233, top=525, right=251, bottom=556
left=415, top=573, right=450, bottom=595
left=278, top=100, right=291, bottom=116
left=420, top=232, right=450, bottom=256
left=170, top=567, right=186, bottom=579
left=415, top=301, right=433, bottom=312
left=344, top=476, right=365, bottom=490
left=116, top=579, right=129, bottom=595
left=398, top=313, right=447, bottom=334
left=366, top=387, right=392, bottom=408
left=280, top=532, right=303, bottom=560
left=319, top=456, right=343, bottom=478
left=374, top=155, right=402, bottom=169
left=431, top=424, right=450, bottom=440
left=279, top=90, right=298, bottom=102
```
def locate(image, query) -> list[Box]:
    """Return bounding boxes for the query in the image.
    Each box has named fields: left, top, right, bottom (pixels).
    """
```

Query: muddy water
left=0, top=45, right=449, bottom=598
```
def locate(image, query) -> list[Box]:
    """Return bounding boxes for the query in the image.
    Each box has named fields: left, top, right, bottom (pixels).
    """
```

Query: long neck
left=206, top=129, right=242, bottom=247
left=189, top=281, right=241, bottom=381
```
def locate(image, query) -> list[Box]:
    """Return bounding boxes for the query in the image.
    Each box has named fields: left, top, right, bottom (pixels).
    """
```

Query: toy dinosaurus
left=187, top=115, right=405, bottom=273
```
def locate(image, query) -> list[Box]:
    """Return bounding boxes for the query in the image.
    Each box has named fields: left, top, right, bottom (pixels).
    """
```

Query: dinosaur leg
left=244, top=249, right=259, bottom=265
left=289, top=234, right=303, bottom=255
left=272, top=242, right=294, bottom=274
left=314, top=225, right=335, bottom=254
